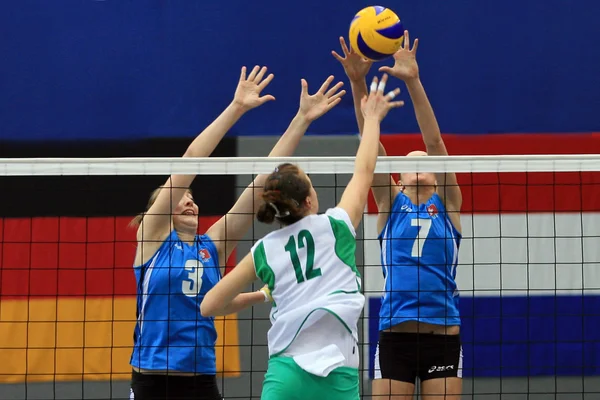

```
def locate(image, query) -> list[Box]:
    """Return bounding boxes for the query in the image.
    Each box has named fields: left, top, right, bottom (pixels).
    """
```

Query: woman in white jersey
left=201, top=74, right=404, bottom=400
left=334, top=31, right=463, bottom=399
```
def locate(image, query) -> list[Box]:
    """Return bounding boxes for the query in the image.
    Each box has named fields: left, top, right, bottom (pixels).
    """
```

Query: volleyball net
left=0, top=155, right=599, bottom=399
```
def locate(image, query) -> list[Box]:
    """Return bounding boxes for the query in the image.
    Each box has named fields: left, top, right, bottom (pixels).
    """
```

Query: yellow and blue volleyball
left=349, top=6, right=404, bottom=61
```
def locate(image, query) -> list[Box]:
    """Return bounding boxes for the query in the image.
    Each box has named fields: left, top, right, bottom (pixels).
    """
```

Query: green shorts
left=261, top=356, right=359, bottom=400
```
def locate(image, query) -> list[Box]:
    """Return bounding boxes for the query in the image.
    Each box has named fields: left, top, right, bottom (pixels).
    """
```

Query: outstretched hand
left=233, top=66, right=276, bottom=111
left=298, top=75, right=346, bottom=122
left=360, top=74, right=404, bottom=122
left=379, top=30, right=419, bottom=82
left=332, top=37, right=373, bottom=83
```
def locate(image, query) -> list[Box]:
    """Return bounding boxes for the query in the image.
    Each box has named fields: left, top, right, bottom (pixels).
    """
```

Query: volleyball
left=349, top=6, right=404, bottom=61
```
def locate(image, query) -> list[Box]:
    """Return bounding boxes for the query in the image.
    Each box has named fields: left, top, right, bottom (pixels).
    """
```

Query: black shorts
left=374, top=331, right=462, bottom=383
left=130, top=370, right=223, bottom=400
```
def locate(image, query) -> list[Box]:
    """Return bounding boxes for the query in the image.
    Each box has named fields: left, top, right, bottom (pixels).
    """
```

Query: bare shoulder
left=443, top=200, right=462, bottom=235
left=376, top=212, right=389, bottom=237
left=376, top=187, right=401, bottom=234
left=133, top=227, right=171, bottom=267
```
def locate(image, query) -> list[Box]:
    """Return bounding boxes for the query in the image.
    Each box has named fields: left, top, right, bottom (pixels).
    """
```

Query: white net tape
left=1, top=154, right=600, bottom=176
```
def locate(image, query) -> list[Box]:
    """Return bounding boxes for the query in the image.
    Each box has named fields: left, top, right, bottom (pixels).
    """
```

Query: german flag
left=0, top=138, right=241, bottom=383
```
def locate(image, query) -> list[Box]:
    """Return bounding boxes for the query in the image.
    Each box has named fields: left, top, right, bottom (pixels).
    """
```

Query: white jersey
left=251, top=207, right=365, bottom=369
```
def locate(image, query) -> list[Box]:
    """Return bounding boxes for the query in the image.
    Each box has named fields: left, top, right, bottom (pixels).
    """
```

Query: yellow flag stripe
left=0, top=297, right=240, bottom=383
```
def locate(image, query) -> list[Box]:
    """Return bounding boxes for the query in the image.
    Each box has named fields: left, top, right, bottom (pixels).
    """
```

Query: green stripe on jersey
left=271, top=307, right=353, bottom=358
left=328, top=216, right=361, bottom=285
left=253, top=241, right=276, bottom=292
left=329, top=289, right=361, bottom=295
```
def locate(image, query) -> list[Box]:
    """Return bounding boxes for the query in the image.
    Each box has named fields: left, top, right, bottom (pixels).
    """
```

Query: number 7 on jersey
left=411, top=218, right=432, bottom=258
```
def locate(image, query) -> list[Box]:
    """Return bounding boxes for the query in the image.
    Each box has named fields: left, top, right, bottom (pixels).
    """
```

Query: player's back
left=251, top=207, right=364, bottom=358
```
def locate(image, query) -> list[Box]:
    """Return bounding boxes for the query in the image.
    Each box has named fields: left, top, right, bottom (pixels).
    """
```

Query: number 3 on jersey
left=411, top=218, right=432, bottom=258
left=284, top=230, right=321, bottom=284
left=182, top=259, right=204, bottom=297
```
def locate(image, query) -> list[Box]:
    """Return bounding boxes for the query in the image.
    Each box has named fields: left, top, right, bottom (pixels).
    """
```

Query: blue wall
left=1, top=1, right=599, bottom=141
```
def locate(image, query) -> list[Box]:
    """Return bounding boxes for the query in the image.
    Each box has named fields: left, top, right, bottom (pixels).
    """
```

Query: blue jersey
left=130, top=230, right=221, bottom=374
left=378, top=192, right=461, bottom=331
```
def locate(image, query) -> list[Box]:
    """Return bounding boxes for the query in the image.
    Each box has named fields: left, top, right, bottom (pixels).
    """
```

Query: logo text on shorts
left=428, top=365, right=454, bottom=374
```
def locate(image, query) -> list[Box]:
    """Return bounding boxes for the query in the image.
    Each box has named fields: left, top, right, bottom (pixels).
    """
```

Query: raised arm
left=337, top=74, right=404, bottom=229
left=136, top=66, right=275, bottom=244
left=333, top=38, right=400, bottom=222
left=332, top=37, right=372, bottom=137
left=380, top=31, right=463, bottom=228
left=205, top=76, right=346, bottom=269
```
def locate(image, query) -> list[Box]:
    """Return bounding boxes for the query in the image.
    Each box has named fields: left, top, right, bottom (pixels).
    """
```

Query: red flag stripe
left=366, top=133, right=600, bottom=214
left=0, top=216, right=236, bottom=299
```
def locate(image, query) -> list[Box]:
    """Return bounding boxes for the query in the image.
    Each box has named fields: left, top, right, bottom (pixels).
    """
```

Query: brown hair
left=256, top=163, right=311, bottom=225
left=129, top=187, right=193, bottom=228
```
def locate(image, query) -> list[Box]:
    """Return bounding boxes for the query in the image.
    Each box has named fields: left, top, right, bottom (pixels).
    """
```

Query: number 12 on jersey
left=411, top=218, right=432, bottom=258
left=284, top=230, right=321, bottom=284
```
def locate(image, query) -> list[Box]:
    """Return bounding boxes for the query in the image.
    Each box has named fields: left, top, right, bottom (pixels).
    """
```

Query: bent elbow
left=358, top=160, right=376, bottom=173
left=424, top=137, right=444, bottom=152
left=200, top=299, right=214, bottom=318
left=183, top=147, right=200, bottom=159
left=355, top=165, right=376, bottom=182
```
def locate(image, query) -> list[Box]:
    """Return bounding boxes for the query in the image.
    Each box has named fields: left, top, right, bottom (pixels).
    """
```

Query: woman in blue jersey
left=334, top=31, right=463, bottom=399
left=128, top=65, right=346, bottom=400
left=201, top=74, right=404, bottom=400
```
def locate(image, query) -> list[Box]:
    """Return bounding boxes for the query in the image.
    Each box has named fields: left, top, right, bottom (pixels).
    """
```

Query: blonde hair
left=129, top=187, right=194, bottom=228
